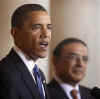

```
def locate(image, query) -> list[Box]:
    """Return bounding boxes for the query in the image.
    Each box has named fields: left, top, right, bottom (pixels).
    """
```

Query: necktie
left=70, top=89, right=78, bottom=99
left=33, top=64, right=45, bottom=99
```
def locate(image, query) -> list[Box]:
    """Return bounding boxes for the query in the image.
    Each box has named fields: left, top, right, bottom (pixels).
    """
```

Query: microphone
left=91, top=87, right=100, bottom=99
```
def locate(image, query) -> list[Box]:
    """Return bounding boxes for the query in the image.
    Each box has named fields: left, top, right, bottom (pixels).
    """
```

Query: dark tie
left=70, top=89, right=78, bottom=99
left=33, top=64, right=45, bottom=99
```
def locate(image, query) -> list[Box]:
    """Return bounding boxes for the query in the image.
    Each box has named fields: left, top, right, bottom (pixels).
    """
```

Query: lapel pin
left=43, top=80, right=46, bottom=84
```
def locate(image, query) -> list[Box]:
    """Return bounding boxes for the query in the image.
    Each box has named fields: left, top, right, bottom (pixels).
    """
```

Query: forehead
left=61, top=42, right=88, bottom=55
left=26, top=11, right=51, bottom=23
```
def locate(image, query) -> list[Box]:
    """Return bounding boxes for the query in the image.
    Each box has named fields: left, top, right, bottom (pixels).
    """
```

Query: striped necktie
left=70, top=89, right=78, bottom=99
left=33, top=64, right=45, bottom=99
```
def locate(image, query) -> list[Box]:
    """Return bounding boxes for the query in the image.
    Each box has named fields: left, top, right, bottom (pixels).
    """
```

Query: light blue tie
left=33, top=64, right=45, bottom=99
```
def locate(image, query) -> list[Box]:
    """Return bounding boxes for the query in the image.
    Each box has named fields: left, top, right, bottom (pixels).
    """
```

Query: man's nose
left=76, top=57, right=84, bottom=66
left=41, top=26, right=51, bottom=38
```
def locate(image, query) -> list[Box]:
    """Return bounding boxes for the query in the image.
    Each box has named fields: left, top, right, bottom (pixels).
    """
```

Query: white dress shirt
left=55, top=76, right=81, bottom=99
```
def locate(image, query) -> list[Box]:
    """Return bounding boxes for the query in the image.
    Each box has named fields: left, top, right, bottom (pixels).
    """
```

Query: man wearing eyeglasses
left=48, top=38, right=95, bottom=99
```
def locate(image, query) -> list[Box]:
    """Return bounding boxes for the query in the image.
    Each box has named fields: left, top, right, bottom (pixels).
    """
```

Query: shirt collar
left=55, top=76, right=79, bottom=93
left=13, top=45, right=39, bottom=73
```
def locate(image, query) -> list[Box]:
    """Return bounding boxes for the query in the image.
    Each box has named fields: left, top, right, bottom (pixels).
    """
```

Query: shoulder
left=0, top=49, right=18, bottom=67
left=47, top=79, right=68, bottom=99
left=79, top=85, right=92, bottom=93
left=80, top=85, right=91, bottom=90
left=79, top=85, right=96, bottom=99
left=0, top=49, right=22, bottom=83
left=47, top=78, right=63, bottom=93
left=48, top=78, right=59, bottom=88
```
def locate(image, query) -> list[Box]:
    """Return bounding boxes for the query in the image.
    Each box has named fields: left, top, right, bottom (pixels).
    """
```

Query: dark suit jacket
left=0, top=49, right=49, bottom=99
left=47, top=79, right=96, bottom=99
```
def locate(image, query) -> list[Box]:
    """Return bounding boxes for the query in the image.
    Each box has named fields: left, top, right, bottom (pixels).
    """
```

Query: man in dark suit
left=48, top=38, right=95, bottom=99
left=0, top=4, right=52, bottom=99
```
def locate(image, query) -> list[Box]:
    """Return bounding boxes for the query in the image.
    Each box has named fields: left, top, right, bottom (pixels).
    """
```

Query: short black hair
left=53, top=37, right=87, bottom=57
left=11, top=4, right=47, bottom=28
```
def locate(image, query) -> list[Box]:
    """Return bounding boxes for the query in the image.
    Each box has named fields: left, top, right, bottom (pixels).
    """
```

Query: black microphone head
left=91, top=87, right=100, bottom=99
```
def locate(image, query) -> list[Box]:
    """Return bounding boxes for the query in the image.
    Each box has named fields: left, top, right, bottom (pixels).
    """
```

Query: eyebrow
left=48, top=23, right=52, bottom=25
left=66, top=52, right=78, bottom=55
left=66, top=52, right=88, bottom=57
left=31, top=23, right=52, bottom=26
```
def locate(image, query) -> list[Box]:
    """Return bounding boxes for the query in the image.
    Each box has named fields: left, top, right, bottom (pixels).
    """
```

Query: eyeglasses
left=63, top=53, right=88, bottom=63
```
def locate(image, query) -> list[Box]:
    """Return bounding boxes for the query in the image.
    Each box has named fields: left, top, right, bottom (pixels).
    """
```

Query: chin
left=39, top=56, right=45, bottom=58
left=74, top=77, right=83, bottom=83
left=30, top=52, right=47, bottom=60
left=39, top=53, right=47, bottom=58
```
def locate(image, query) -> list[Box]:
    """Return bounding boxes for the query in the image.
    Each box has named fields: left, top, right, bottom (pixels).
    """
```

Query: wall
left=50, top=0, right=100, bottom=87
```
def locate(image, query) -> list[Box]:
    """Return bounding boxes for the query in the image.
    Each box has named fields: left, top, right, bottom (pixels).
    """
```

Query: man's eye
left=83, top=56, right=88, bottom=62
left=32, top=24, right=41, bottom=29
left=68, top=55, right=76, bottom=59
left=47, top=24, right=52, bottom=30
left=65, top=55, right=76, bottom=60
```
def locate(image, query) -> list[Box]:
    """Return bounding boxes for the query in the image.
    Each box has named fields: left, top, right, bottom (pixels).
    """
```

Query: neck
left=59, top=76, right=78, bottom=87
left=14, top=45, right=39, bottom=61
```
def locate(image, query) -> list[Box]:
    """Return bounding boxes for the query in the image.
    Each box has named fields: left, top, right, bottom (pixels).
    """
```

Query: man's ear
left=52, top=56, right=57, bottom=66
left=11, top=27, right=17, bottom=37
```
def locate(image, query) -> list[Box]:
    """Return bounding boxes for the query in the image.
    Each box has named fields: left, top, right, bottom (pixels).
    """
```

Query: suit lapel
left=50, top=79, right=69, bottom=99
left=17, top=62, right=41, bottom=99
left=39, top=70, right=49, bottom=99
left=43, top=80, right=50, bottom=99
left=8, top=49, right=42, bottom=99
left=79, top=86, right=87, bottom=99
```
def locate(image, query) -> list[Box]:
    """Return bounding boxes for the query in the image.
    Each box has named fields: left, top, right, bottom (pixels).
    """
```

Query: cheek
left=32, top=30, right=40, bottom=37
left=32, top=35, right=38, bottom=46
left=32, top=32, right=40, bottom=43
left=64, top=61, right=74, bottom=71
left=55, top=62, right=66, bottom=74
left=84, top=64, right=87, bottom=70
left=49, top=32, right=51, bottom=40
